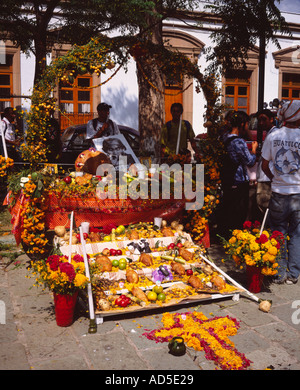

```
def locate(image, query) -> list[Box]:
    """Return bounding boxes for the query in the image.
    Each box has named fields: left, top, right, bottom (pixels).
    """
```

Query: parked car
left=60, top=123, right=140, bottom=164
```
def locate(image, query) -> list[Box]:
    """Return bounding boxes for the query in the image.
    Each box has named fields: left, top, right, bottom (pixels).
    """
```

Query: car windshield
left=61, top=127, right=80, bottom=143
left=61, top=124, right=140, bottom=158
left=62, top=126, right=91, bottom=151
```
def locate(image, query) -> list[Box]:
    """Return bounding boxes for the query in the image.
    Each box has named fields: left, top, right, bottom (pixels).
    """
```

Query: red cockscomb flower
left=46, top=255, right=61, bottom=271
left=73, top=254, right=84, bottom=263
left=243, top=221, right=252, bottom=230
left=59, top=262, right=76, bottom=281
left=255, top=234, right=268, bottom=244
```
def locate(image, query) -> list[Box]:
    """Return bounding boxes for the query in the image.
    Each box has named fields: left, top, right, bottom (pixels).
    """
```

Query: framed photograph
left=93, top=133, right=139, bottom=171
left=44, top=163, right=58, bottom=174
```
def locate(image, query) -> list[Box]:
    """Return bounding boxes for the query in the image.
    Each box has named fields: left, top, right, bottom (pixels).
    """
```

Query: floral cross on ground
left=143, top=311, right=251, bottom=370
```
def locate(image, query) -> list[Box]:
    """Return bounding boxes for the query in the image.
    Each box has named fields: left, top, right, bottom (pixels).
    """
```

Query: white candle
left=68, top=211, right=74, bottom=263
left=154, top=217, right=162, bottom=229
left=1, top=130, right=8, bottom=159
left=81, top=221, right=90, bottom=235
left=175, top=115, right=182, bottom=155
left=260, top=208, right=269, bottom=235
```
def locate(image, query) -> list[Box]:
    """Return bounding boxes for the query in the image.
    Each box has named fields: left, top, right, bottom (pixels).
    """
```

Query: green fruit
left=157, top=293, right=166, bottom=301
left=116, top=225, right=126, bottom=234
left=112, top=259, right=119, bottom=267
left=103, top=235, right=111, bottom=242
left=118, top=262, right=127, bottom=270
left=153, top=285, right=163, bottom=294
left=31, top=172, right=38, bottom=181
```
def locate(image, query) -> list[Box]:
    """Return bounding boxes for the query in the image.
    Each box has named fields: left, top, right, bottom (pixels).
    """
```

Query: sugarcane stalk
left=125, top=293, right=146, bottom=307
left=198, top=253, right=262, bottom=304
left=161, top=255, right=186, bottom=264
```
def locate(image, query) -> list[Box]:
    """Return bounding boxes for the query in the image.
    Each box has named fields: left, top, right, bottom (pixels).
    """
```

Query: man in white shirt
left=256, top=109, right=277, bottom=218
left=0, top=107, right=20, bottom=159
left=86, top=103, right=120, bottom=140
left=262, top=100, right=300, bottom=285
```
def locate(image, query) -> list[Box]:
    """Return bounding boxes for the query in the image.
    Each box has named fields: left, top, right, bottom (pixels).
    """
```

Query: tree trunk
left=137, top=9, right=165, bottom=163
left=137, top=58, right=164, bottom=163
left=34, top=36, right=47, bottom=85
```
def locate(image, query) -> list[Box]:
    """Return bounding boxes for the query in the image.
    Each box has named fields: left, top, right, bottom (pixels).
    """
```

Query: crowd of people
left=161, top=100, right=300, bottom=287
left=216, top=100, right=300, bottom=286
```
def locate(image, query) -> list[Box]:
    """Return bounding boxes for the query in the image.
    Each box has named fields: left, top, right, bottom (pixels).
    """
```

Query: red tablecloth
left=45, top=193, right=186, bottom=229
left=4, top=192, right=211, bottom=248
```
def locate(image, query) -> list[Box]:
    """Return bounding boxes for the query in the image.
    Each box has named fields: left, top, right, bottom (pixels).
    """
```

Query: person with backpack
left=161, top=103, right=196, bottom=159
left=218, top=111, right=258, bottom=239
left=86, top=102, right=120, bottom=140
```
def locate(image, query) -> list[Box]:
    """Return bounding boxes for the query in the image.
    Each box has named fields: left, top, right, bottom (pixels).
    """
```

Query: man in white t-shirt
left=0, top=107, right=20, bottom=159
left=256, top=109, right=277, bottom=218
left=262, top=100, right=300, bottom=285
left=86, top=103, right=120, bottom=140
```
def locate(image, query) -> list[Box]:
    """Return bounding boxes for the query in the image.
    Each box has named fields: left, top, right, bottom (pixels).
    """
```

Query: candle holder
left=88, top=318, right=97, bottom=334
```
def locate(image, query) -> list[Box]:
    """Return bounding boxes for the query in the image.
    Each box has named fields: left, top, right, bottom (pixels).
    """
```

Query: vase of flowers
left=245, top=264, right=264, bottom=293
left=53, top=291, right=79, bottom=327
left=219, top=221, right=284, bottom=293
left=29, top=253, right=89, bottom=326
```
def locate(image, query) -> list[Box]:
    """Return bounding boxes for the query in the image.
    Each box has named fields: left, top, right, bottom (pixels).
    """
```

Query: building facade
left=1, top=9, right=300, bottom=136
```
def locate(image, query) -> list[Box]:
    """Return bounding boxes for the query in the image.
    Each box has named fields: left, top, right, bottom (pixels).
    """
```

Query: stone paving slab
left=1, top=239, right=300, bottom=372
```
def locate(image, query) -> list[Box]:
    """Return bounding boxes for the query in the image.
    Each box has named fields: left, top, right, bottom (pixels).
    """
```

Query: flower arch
left=6, top=35, right=224, bottom=257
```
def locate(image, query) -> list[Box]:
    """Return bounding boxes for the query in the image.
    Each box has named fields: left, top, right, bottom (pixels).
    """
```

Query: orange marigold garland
left=0, top=155, right=14, bottom=177
left=143, top=311, right=252, bottom=370
left=20, top=175, right=49, bottom=256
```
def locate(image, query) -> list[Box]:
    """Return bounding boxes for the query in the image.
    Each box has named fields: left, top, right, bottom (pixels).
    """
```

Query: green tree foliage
left=0, top=0, right=156, bottom=83
left=205, top=0, right=291, bottom=73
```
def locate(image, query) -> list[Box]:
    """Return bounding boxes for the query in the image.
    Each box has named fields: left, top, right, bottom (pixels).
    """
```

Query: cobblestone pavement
left=1, top=232, right=300, bottom=375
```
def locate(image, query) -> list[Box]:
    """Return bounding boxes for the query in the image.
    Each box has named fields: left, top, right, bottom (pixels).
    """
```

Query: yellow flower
left=74, top=274, right=89, bottom=288
left=229, top=237, right=237, bottom=244
left=268, top=246, right=278, bottom=256
left=262, top=230, right=270, bottom=238
left=250, top=242, right=260, bottom=252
